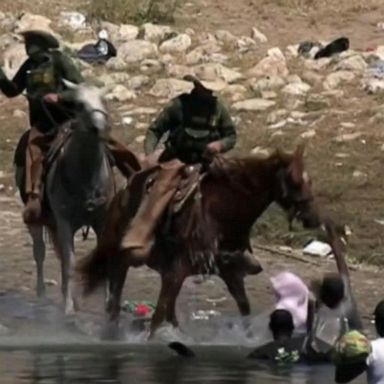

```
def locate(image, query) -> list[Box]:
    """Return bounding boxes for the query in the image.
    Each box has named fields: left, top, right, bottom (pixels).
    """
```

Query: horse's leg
left=53, top=219, right=76, bottom=314
left=220, top=273, right=250, bottom=317
left=150, top=267, right=186, bottom=337
left=106, top=250, right=129, bottom=323
left=28, top=224, right=46, bottom=297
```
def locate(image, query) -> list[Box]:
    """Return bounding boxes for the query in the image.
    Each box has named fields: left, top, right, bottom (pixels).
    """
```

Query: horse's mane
left=208, top=149, right=293, bottom=180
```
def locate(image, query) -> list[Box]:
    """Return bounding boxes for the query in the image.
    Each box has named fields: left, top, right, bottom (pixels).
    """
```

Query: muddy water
left=0, top=347, right=366, bottom=384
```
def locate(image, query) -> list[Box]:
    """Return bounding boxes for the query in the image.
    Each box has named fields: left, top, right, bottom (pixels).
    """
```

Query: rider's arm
left=144, top=99, right=182, bottom=155
left=0, top=61, right=29, bottom=97
left=216, top=100, right=237, bottom=152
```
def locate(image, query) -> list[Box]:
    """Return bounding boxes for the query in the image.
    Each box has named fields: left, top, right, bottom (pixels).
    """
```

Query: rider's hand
left=43, top=93, right=59, bottom=103
left=206, top=141, right=223, bottom=154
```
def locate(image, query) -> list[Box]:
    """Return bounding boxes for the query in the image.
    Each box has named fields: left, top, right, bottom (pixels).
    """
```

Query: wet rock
left=119, top=40, right=158, bottom=63
left=159, top=34, right=192, bottom=54
left=194, top=63, right=243, bottom=83
left=105, top=85, right=137, bottom=102
left=142, top=23, right=173, bottom=43
left=149, top=78, right=194, bottom=99
left=248, top=48, right=288, bottom=78
left=335, top=55, right=368, bottom=73
left=232, top=98, right=275, bottom=112
left=249, top=76, right=286, bottom=93
left=323, top=71, right=355, bottom=90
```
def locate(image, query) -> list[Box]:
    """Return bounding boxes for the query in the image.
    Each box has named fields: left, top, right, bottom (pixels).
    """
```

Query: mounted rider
left=0, top=30, right=138, bottom=224
left=120, top=75, right=237, bottom=257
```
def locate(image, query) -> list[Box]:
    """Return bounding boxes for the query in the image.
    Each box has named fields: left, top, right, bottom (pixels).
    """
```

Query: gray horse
left=16, top=83, right=116, bottom=313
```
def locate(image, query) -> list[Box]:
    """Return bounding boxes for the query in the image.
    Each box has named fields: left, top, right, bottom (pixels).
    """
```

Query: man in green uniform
left=0, top=30, right=139, bottom=224
left=121, top=75, right=237, bottom=257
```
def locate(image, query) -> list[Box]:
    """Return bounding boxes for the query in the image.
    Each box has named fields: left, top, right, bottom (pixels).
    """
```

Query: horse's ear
left=62, top=79, right=79, bottom=90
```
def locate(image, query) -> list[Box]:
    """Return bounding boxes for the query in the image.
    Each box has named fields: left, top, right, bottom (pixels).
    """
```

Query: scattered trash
left=366, top=60, right=384, bottom=79
left=122, top=300, right=156, bottom=317
left=303, top=240, right=332, bottom=258
left=298, top=41, right=322, bottom=57
left=77, top=30, right=117, bottom=64
left=60, top=11, right=86, bottom=30
left=314, top=37, right=349, bottom=60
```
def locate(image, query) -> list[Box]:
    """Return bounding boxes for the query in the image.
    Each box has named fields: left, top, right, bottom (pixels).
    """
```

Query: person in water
left=248, top=309, right=304, bottom=364
left=271, top=272, right=311, bottom=333
left=334, top=300, right=384, bottom=384
left=303, top=222, right=362, bottom=361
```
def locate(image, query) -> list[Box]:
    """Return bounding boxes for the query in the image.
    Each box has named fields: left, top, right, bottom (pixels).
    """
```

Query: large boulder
left=159, top=34, right=192, bottom=54
left=335, top=55, right=368, bottom=73
left=14, top=13, right=55, bottom=35
left=118, top=40, right=158, bottom=63
left=149, top=79, right=194, bottom=99
left=247, top=48, right=288, bottom=78
left=232, top=98, right=276, bottom=112
left=194, top=63, right=243, bottom=83
left=142, top=23, right=173, bottom=44
left=249, top=76, right=286, bottom=93
left=323, top=71, right=355, bottom=90
left=3, top=43, right=27, bottom=78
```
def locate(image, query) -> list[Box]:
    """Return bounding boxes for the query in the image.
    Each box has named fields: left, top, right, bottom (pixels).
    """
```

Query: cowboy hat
left=19, top=30, right=59, bottom=49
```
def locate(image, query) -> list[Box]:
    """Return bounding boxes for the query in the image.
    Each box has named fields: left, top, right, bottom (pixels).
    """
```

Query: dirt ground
left=0, top=0, right=383, bottom=321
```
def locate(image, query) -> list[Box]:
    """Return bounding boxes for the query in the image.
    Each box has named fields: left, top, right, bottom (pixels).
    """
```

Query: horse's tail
left=77, top=245, right=110, bottom=295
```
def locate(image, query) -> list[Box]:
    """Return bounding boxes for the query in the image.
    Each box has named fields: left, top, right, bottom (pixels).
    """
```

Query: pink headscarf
left=270, top=272, right=309, bottom=331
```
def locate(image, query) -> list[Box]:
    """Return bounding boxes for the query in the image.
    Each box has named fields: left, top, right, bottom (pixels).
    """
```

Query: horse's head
left=63, top=80, right=109, bottom=138
left=275, top=144, right=320, bottom=229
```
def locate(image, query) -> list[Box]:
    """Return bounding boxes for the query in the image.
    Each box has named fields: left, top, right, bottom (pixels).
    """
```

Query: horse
left=15, top=83, right=118, bottom=314
left=78, top=144, right=321, bottom=336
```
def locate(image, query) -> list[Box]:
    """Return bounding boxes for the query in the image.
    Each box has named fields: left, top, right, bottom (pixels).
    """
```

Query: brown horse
left=78, top=144, right=321, bottom=336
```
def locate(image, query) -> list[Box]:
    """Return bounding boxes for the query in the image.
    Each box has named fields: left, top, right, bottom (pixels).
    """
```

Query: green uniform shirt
left=144, top=92, right=236, bottom=163
left=0, top=50, right=84, bottom=133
